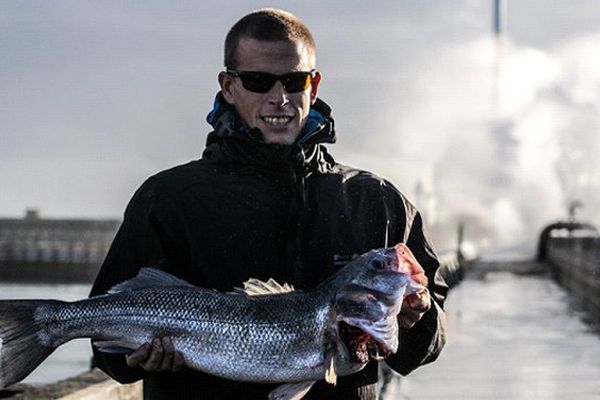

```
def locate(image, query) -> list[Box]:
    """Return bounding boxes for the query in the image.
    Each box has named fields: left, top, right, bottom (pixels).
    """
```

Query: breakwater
left=0, top=210, right=119, bottom=282
left=545, top=234, right=600, bottom=323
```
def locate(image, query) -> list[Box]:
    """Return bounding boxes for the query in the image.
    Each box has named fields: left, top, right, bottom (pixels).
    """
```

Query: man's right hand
left=126, top=336, right=185, bottom=372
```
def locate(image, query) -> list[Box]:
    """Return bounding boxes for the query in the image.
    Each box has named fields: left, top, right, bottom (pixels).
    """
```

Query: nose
left=267, top=80, right=289, bottom=106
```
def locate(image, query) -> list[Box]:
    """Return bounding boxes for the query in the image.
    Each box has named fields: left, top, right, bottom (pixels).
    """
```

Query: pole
left=493, top=0, right=506, bottom=37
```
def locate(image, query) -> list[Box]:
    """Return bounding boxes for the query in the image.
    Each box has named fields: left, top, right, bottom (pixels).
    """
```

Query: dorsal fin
left=234, top=278, right=295, bottom=296
left=108, top=268, right=194, bottom=294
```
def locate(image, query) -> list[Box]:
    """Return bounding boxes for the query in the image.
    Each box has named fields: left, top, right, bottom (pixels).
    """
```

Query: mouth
left=261, top=115, right=294, bottom=127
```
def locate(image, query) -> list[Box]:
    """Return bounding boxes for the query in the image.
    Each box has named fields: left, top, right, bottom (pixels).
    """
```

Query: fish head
left=336, top=244, right=426, bottom=318
left=333, top=243, right=426, bottom=361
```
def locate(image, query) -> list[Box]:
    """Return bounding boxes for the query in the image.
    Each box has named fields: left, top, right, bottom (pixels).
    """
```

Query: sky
left=2, top=1, right=600, bottom=255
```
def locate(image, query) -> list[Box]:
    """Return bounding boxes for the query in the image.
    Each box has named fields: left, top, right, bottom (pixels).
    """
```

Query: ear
left=309, top=72, right=322, bottom=105
left=218, top=71, right=236, bottom=105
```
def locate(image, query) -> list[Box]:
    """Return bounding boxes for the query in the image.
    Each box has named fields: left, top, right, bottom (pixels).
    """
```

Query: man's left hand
left=399, top=288, right=431, bottom=328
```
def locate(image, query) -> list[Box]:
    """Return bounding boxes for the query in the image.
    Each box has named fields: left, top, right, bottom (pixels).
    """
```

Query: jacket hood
left=202, top=92, right=336, bottom=172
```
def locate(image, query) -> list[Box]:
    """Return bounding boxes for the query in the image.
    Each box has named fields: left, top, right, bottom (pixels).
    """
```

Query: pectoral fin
left=93, top=340, right=138, bottom=354
left=268, top=381, right=316, bottom=400
left=325, top=353, right=337, bottom=385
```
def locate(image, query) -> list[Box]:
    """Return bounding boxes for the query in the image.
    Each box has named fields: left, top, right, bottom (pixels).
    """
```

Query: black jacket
left=90, top=95, right=447, bottom=399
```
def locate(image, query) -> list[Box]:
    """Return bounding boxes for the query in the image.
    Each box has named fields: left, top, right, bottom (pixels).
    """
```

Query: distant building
left=0, top=209, right=120, bottom=282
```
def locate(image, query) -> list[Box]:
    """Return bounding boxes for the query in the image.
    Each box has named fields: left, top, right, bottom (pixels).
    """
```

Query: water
left=0, top=282, right=92, bottom=385
left=383, top=271, right=600, bottom=399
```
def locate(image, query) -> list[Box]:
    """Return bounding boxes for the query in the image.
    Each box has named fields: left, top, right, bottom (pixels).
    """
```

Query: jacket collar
left=202, top=92, right=336, bottom=172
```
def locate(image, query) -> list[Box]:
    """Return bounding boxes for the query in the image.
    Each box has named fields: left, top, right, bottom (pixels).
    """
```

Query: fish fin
left=93, top=340, right=138, bottom=354
left=339, top=316, right=399, bottom=354
left=321, top=319, right=339, bottom=386
left=0, top=300, right=61, bottom=388
left=108, top=267, right=194, bottom=294
left=268, top=381, right=316, bottom=400
left=325, top=352, right=337, bottom=385
left=235, top=278, right=295, bottom=296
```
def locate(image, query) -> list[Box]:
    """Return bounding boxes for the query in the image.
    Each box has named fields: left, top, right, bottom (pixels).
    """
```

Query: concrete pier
left=0, top=370, right=140, bottom=400
left=382, top=260, right=600, bottom=399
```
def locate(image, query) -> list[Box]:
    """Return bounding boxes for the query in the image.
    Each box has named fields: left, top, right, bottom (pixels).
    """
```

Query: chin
left=262, top=131, right=299, bottom=145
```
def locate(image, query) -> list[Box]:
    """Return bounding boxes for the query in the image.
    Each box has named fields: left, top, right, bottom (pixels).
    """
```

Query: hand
left=125, top=336, right=185, bottom=372
left=398, top=288, right=431, bottom=329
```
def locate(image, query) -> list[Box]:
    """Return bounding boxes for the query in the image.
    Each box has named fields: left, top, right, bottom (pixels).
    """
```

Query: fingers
left=173, top=349, right=185, bottom=372
left=399, top=289, right=431, bottom=329
left=399, top=307, right=423, bottom=328
left=406, top=289, right=431, bottom=312
left=158, top=337, right=174, bottom=371
left=140, top=338, right=164, bottom=370
left=157, top=337, right=185, bottom=372
left=125, top=342, right=151, bottom=368
left=125, top=337, right=185, bottom=372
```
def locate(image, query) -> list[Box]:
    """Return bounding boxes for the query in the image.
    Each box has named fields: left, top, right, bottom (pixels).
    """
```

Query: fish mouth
left=338, top=321, right=392, bottom=364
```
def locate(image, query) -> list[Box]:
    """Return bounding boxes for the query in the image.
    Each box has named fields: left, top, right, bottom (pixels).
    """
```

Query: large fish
left=0, top=243, right=426, bottom=400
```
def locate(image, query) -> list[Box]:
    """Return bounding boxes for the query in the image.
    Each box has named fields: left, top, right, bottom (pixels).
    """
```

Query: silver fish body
left=0, top=243, right=425, bottom=398
left=43, top=286, right=356, bottom=383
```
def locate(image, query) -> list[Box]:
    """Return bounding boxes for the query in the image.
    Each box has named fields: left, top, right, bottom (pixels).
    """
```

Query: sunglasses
left=226, top=69, right=317, bottom=93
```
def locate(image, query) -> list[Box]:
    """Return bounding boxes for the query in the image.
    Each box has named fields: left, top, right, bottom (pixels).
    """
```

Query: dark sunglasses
left=226, top=69, right=317, bottom=93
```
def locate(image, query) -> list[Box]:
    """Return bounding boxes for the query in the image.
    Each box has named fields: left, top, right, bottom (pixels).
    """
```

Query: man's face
left=219, top=38, right=321, bottom=145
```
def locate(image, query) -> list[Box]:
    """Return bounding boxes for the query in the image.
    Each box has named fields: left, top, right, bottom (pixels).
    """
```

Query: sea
left=0, top=282, right=92, bottom=385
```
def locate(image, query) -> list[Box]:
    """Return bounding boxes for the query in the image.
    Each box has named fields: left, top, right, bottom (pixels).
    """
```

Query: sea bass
left=0, top=243, right=426, bottom=399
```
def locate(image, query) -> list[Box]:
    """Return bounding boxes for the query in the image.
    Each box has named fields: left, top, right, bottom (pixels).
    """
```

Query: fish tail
left=0, top=300, right=61, bottom=388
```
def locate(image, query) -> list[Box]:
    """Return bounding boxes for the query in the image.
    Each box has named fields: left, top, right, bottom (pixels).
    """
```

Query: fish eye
left=370, top=259, right=384, bottom=270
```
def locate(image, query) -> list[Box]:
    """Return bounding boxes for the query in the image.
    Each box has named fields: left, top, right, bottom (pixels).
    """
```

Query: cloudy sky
left=2, top=1, right=599, bottom=253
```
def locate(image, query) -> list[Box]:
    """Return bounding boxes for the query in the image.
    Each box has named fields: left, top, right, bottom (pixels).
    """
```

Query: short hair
left=224, top=8, right=316, bottom=69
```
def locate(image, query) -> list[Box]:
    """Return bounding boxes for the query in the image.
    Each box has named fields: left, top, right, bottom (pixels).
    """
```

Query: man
left=90, top=8, right=447, bottom=400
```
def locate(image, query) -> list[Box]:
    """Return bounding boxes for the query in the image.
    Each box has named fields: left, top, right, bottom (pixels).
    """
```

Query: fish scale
left=35, top=286, right=333, bottom=382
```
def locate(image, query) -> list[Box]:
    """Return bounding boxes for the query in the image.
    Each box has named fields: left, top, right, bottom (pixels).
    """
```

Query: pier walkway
left=383, top=260, right=600, bottom=400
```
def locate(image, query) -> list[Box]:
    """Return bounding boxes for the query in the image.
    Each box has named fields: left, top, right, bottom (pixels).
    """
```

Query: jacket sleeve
left=88, top=179, right=169, bottom=383
left=385, top=203, right=448, bottom=375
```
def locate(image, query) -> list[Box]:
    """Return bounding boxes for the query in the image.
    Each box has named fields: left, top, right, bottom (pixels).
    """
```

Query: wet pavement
left=383, top=265, right=600, bottom=400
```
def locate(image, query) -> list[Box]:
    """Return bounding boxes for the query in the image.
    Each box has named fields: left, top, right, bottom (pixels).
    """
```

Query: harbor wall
left=0, top=210, right=119, bottom=282
left=545, top=235, right=600, bottom=322
left=0, top=261, right=102, bottom=283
